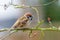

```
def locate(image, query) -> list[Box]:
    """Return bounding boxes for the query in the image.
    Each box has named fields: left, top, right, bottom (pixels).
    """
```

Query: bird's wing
left=11, top=16, right=28, bottom=29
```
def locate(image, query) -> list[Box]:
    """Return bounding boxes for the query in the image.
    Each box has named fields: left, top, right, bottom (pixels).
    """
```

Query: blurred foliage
left=44, top=0, right=60, bottom=21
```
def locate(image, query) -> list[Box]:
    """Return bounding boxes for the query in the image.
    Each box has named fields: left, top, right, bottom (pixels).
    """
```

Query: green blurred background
left=42, top=0, right=60, bottom=40
left=44, top=0, right=60, bottom=21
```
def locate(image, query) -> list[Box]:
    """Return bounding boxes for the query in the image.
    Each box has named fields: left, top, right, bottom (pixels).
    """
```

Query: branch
left=0, top=20, right=59, bottom=32
left=0, top=27, right=60, bottom=32
left=12, top=0, right=57, bottom=7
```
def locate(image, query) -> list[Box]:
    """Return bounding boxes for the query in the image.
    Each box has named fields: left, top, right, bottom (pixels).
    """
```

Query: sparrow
left=0, top=12, right=33, bottom=40
left=11, top=12, right=33, bottom=29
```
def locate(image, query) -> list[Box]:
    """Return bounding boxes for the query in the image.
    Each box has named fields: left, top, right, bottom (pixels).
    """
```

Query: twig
left=0, top=27, right=60, bottom=32
left=12, top=0, right=57, bottom=7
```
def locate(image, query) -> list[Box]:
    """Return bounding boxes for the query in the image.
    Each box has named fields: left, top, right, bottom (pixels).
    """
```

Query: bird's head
left=24, top=12, right=33, bottom=20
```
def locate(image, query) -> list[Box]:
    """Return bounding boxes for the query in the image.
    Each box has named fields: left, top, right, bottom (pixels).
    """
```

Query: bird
left=11, top=12, right=33, bottom=29
left=0, top=12, right=33, bottom=40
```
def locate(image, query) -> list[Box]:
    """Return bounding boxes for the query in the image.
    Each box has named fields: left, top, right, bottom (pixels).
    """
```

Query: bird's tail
left=0, top=31, right=15, bottom=40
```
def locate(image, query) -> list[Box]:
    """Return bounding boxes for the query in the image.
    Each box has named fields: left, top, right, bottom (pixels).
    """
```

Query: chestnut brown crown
left=24, top=12, right=33, bottom=20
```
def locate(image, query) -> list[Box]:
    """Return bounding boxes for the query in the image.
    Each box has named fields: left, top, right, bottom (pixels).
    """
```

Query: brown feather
left=11, top=16, right=28, bottom=29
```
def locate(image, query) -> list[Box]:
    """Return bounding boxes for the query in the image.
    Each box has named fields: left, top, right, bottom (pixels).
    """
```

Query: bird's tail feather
left=0, top=31, right=15, bottom=40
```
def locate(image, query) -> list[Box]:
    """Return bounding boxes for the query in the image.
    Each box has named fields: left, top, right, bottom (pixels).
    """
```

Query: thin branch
left=11, top=0, right=57, bottom=7
left=0, top=27, right=60, bottom=32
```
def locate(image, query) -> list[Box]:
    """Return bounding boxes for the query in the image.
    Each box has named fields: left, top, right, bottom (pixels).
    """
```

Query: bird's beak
left=30, top=16, right=33, bottom=20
